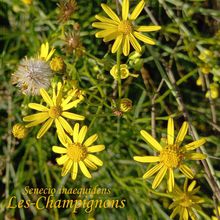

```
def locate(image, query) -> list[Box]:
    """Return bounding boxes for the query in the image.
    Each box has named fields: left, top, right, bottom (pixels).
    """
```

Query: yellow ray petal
left=179, top=164, right=194, bottom=179
left=122, top=0, right=129, bottom=20
left=167, top=168, right=174, bottom=192
left=130, top=0, right=145, bottom=20
left=55, top=118, right=65, bottom=135
left=185, top=153, right=207, bottom=160
left=87, top=154, right=103, bottom=166
left=25, top=116, right=49, bottom=128
left=84, top=134, right=98, bottom=147
left=23, top=112, right=49, bottom=122
left=46, top=47, right=55, bottom=61
left=62, top=100, right=81, bottom=111
left=183, top=138, right=206, bottom=151
left=143, top=163, right=163, bottom=179
left=61, top=94, right=72, bottom=107
left=136, top=26, right=161, bottom=32
left=52, top=146, right=67, bottom=154
left=28, top=103, right=49, bottom=111
left=40, top=88, right=54, bottom=106
left=123, top=35, right=130, bottom=56
left=37, top=118, right=53, bottom=138
left=84, top=158, right=98, bottom=170
left=188, top=180, right=196, bottom=192
left=140, top=130, right=162, bottom=152
left=78, top=125, right=88, bottom=144
left=62, top=112, right=85, bottom=121
left=133, top=156, right=160, bottom=163
left=56, top=155, right=69, bottom=165
left=62, top=160, right=73, bottom=176
left=101, top=3, right=120, bottom=22
left=87, top=145, right=105, bottom=153
left=103, top=31, right=119, bottom=42
left=175, top=121, right=188, bottom=146
left=40, top=42, right=48, bottom=58
left=57, top=128, right=72, bottom=147
left=183, top=207, right=189, bottom=220
left=152, top=165, right=167, bottom=189
left=133, top=31, right=155, bottom=45
left=73, top=123, right=79, bottom=143
left=129, top=33, right=142, bottom=52
left=167, top=117, right=174, bottom=145
left=71, top=161, right=78, bottom=180
left=96, top=29, right=118, bottom=38
left=95, top=14, right=119, bottom=25
left=111, top=34, right=123, bottom=53
left=58, top=116, right=73, bottom=134
left=79, top=161, right=92, bottom=178
left=170, top=206, right=181, bottom=219
left=92, top=22, right=117, bottom=29
left=55, top=88, right=63, bottom=107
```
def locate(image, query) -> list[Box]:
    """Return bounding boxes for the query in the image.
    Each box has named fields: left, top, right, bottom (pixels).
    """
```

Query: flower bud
left=12, top=123, right=28, bottom=139
left=120, top=98, right=132, bottom=112
left=50, top=56, right=65, bottom=72
left=110, top=64, right=130, bottom=80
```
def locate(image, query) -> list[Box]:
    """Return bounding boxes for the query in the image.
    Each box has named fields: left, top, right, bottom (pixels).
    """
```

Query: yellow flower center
left=67, top=143, right=87, bottom=162
left=49, top=106, right=62, bottom=119
left=179, top=194, right=192, bottom=207
left=118, top=20, right=133, bottom=35
left=159, top=145, right=183, bottom=168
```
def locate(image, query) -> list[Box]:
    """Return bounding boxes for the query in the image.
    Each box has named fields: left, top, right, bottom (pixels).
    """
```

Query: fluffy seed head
left=12, top=58, right=52, bottom=95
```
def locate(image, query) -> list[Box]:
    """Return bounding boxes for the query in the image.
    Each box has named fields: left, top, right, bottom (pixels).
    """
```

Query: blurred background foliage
left=0, top=0, right=220, bottom=219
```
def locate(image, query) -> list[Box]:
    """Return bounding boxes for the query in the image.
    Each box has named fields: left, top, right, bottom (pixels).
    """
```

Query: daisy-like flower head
left=39, top=42, right=55, bottom=62
left=23, top=82, right=85, bottom=139
left=169, top=179, right=204, bottom=220
left=53, top=123, right=105, bottom=180
left=92, top=0, right=161, bottom=56
left=12, top=57, right=52, bottom=95
left=133, top=117, right=207, bottom=192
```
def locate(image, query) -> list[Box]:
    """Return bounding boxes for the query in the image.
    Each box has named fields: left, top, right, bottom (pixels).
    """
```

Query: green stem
left=116, top=46, right=122, bottom=103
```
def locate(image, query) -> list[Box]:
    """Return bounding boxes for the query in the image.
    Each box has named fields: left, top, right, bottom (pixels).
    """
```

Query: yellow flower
left=120, top=98, right=132, bottom=112
left=92, top=0, right=161, bottom=56
left=23, top=82, right=85, bottom=139
left=68, top=88, right=85, bottom=102
left=110, top=64, right=138, bottom=79
left=205, top=83, right=219, bottom=99
left=39, top=42, right=55, bottom=61
left=52, top=123, right=105, bottom=180
left=200, top=64, right=210, bottom=75
left=133, top=117, right=207, bottom=192
left=64, top=80, right=86, bottom=102
left=50, top=56, right=64, bottom=71
left=196, top=76, right=202, bottom=86
left=22, top=0, right=32, bottom=5
left=212, top=206, right=220, bottom=220
left=198, top=49, right=213, bottom=63
left=12, top=123, right=28, bottom=139
left=169, top=179, right=204, bottom=220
